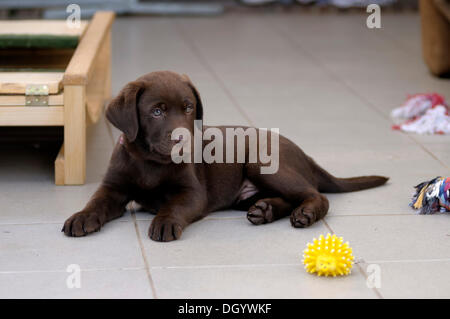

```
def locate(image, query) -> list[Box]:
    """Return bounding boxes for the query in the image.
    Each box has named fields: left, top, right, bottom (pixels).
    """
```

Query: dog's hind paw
left=290, top=207, right=315, bottom=228
left=247, top=200, right=274, bottom=225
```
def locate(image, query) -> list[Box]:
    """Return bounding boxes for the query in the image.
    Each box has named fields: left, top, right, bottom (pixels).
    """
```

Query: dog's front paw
left=62, top=211, right=103, bottom=237
left=149, top=216, right=183, bottom=242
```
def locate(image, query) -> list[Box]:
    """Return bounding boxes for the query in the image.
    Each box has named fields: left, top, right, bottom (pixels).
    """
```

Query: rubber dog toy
left=303, top=233, right=354, bottom=277
left=411, top=176, right=450, bottom=214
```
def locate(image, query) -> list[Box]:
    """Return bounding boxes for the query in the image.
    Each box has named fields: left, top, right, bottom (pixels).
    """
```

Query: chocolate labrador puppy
left=63, top=71, right=388, bottom=242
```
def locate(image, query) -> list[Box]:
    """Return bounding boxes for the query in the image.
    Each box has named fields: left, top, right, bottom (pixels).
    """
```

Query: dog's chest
left=133, top=165, right=164, bottom=190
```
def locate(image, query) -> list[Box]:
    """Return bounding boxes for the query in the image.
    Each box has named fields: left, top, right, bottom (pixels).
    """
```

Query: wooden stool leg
left=64, top=85, right=86, bottom=185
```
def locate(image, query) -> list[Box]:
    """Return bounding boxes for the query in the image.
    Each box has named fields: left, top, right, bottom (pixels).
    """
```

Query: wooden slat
left=0, top=92, right=63, bottom=106
left=0, top=106, right=63, bottom=126
left=85, top=29, right=111, bottom=123
left=0, top=20, right=87, bottom=37
left=64, top=85, right=86, bottom=184
left=0, top=72, right=63, bottom=94
left=64, top=12, right=115, bottom=85
left=55, top=144, right=65, bottom=185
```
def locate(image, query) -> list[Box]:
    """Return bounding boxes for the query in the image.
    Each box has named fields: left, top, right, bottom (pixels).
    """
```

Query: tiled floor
left=1, top=12, right=449, bottom=299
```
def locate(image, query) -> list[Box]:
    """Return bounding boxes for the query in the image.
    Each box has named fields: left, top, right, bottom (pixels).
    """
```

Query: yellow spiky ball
left=302, top=233, right=354, bottom=277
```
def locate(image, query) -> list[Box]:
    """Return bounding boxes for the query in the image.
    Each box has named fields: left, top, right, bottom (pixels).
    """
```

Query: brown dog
left=62, top=71, right=388, bottom=242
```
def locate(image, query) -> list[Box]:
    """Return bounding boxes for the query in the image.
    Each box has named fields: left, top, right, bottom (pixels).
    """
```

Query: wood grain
left=0, top=20, right=87, bottom=37
left=0, top=92, right=63, bottom=106
left=0, top=72, right=63, bottom=94
left=64, top=12, right=115, bottom=85
left=0, top=106, right=64, bottom=126
left=63, top=85, right=86, bottom=185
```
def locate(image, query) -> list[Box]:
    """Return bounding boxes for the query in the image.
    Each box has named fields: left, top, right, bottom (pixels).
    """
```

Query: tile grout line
left=0, top=220, right=131, bottom=226
left=0, top=267, right=146, bottom=275
left=131, top=204, right=159, bottom=299
left=135, top=216, right=246, bottom=222
left=272, top=21, right=449, bottom=171
left=173, top=20, right=255, bottom=127
left=145, top=256, right=450, bottom=271
left=357, top=13, right=420, bottom=65
left=0, top=212, right=426, bottom=227
left=405, top=138, right=450, bottom=170
left=150, top=263, right=303, bottom=270
left=321, top=218, right=384, bottom=299
left=0, top=212, right=421, bottom=226
left=364, top=258, right=450, bottom=264
left=148, top=257, right=450, bottom=270
left=327, top=213, right=417, bottom=217
left=340, top=11, right=419, bottom=62
left=2, top=258, right=447, bottom=274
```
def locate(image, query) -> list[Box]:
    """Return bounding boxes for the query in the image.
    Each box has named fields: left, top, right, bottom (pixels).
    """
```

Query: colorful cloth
left=391, top=93, right=450, bottom=135
left=410, top=177, right=450, bottom=214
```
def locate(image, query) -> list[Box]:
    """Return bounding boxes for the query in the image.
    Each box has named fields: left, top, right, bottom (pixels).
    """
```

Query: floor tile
left=134, top=208, right=245, bottom=221
left=138, top=218, right=330, bottom=267
left=0, top=222, right=143, bottom=272
left=379, top=13, right=422, bottom=54
left=359, top=261, right=450, bottom=299
left=0, top=184, right=97, bottom=224
left=0, top=142, right=112, bottom=224
left=151, top=265, right=376, bottom=299
left=326, top=215, right=450, bottom=262
left=413, top=134, right=450, bottom=145
left=420, top=143, right=450, bottom=169
left=0, top=269, right=153, bottom=299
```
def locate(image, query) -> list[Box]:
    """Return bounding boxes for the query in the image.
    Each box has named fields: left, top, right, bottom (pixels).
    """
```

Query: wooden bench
left=0, top=11, right=115, bottom=185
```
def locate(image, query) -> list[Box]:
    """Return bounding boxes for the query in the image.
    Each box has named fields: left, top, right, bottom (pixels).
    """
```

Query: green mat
left=0, top=68, right=66, bottom=72
left=0, top=34, right=79, bottom=49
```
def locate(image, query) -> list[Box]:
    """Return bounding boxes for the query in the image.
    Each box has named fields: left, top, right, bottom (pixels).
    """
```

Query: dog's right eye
left=152, top=108, right=162, bottom=117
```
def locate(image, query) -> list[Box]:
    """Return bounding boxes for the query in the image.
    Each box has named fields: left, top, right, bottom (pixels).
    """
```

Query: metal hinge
left=25, top=84, right=49, bottom=106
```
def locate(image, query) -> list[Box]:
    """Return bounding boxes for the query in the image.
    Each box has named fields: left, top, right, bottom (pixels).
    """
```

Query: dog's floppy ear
left=106, top=81, right=144, bottom=142
left=182, top=74, right=203, bottom=120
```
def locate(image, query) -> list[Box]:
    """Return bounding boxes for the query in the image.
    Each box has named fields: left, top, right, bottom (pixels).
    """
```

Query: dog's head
left=106, top=71, right=203, bottom=162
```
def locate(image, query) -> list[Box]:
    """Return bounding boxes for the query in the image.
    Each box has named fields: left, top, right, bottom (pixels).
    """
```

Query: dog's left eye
left=152, top=108, right=162, bottom=117
left=184, top=104, right=193, bottom=114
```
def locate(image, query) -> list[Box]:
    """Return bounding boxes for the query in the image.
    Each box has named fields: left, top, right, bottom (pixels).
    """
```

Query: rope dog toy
left=410, top=177, right=450, bottom=214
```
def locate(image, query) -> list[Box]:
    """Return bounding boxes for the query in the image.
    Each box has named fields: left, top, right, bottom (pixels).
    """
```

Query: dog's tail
left=310, top=158, right=389, bottom=193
